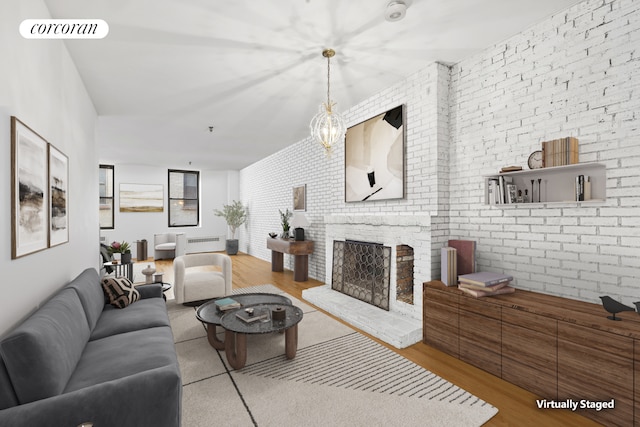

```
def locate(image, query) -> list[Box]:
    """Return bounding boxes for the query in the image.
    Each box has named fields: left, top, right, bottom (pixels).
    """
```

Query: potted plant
left=279, top=208, right=292, bottom=238
left=214, top=200, right=247, bottom=255
left=109, top=241, right=131, bottom=264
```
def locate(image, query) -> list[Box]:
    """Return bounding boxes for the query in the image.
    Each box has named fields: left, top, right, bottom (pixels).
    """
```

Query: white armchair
left=173, top=253, right=232, bottom=304
left=154, top=233, right=186, bottom=260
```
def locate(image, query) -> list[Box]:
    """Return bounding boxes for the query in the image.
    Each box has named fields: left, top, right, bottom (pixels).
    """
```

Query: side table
left=266, top=238, right=314, bottom=282
left=103, top=261, right=133, bottom=282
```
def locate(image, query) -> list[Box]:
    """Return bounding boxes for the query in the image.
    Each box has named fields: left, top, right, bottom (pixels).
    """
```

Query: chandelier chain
left=326, top=53, right=331, bottom=106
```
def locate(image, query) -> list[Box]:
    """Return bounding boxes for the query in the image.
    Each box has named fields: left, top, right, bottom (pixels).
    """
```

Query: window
left=168, top=169, right=199, bottom=227
left=99, top=164, right=114, bottom=229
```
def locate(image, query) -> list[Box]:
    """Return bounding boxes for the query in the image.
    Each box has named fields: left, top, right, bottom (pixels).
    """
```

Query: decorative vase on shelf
left=112, top=253, right=121, bottom=263
left=121, top=252, right=132, bottom=264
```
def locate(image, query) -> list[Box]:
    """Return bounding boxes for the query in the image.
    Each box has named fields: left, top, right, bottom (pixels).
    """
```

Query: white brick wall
left=240, top=62, right=450, bottom=284
left=449, top=0, right=640, bottom=304
left=241, top=0, right=640, bottom=306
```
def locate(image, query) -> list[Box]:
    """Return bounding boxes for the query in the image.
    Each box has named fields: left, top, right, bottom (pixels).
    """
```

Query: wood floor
left=153, top=252, right=601, bottom=427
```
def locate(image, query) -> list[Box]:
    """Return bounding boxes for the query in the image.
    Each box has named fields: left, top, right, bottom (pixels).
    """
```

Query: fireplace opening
left=331, top=240, right=391, bottom=310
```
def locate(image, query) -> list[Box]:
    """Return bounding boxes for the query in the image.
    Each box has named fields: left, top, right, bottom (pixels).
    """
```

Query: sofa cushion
left=90, top=298, right=171, bottom=341
left=0, top=288, right=90, bottom=404
left=65, top=326, right=178, bottom=393
left=66, top=268, right=104, bottom=330
left=101, top=277, right=140, bottom=308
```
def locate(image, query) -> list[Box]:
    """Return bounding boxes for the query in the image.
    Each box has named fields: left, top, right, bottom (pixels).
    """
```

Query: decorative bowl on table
left=268, top=232, right=277, bottom=238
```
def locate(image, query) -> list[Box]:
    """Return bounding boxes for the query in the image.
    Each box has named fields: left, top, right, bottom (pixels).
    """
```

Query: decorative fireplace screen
left=331, top=240, right=391, bottom=310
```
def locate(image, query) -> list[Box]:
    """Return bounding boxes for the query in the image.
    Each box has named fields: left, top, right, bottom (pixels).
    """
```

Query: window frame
left=99, top=164, right=115, bottom=229
left=168, top=168, right=200, bottom=228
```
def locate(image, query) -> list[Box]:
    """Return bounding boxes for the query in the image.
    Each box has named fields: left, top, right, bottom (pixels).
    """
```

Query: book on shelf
left=235, top=308, right=268, bottom=323
left=542, top=137, right=578, bottom=168
left=458, top=285, right=515, bottom=298
left=447, top=240, right=476, bottom=276
left=458, top=271, right=513, bottom=287
left=441, top=247, right=457, bottom=287
left=500, top=165, right=523, bottom=173
left=214, top=297, right=241, bottom=311
left=458, top=280, right=510, bottom=292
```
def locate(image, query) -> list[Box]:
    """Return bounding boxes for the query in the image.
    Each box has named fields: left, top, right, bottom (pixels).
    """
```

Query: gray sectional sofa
left=0, top=268, right=181, bottom=427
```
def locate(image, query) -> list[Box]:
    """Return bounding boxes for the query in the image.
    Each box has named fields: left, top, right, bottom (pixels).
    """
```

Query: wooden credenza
left=423, top=280, right=640, bottom=427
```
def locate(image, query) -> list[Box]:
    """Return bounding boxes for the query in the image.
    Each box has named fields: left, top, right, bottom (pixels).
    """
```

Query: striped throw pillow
left=101, top=277, right=140, bottom=308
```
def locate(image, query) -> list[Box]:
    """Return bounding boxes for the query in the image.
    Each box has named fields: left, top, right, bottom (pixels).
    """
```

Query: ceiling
left=44, top=0, right=582, bottom=170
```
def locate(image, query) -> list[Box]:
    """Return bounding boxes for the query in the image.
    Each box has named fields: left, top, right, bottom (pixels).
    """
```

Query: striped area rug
left=239, top=332, right=488, bottom=406
left=173, top=285, right=498, bottom=426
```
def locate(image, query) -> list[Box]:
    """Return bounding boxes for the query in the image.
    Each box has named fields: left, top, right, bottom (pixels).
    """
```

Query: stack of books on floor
left=458, top=271, right=515, bottom=298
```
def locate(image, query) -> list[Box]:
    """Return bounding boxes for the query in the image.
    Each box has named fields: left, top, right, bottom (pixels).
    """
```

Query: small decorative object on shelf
left=599, top=296, right=635, bottom=321
left=527, top=150, right=543, bottom=169
left=268, top=232, right=277, bottom=238
left=537, top=178, right=542, bottom=203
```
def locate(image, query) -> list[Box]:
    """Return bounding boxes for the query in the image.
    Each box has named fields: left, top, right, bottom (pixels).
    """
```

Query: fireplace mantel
left=325, top=214, right=431, bottom=227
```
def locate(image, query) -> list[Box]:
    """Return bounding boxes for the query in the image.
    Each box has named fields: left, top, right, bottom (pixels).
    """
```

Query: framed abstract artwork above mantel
left=11, top=116, right=49, bottom=259
left=344, top=104, right=405, bottom=202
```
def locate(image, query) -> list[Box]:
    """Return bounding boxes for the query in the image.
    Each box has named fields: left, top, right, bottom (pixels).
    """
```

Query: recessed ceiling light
left=385, top=1, right=407, bottom=22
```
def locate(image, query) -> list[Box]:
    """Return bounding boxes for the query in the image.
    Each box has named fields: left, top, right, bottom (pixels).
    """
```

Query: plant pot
left=121, top=252, right=132, bottom=264
left=226, top=239, right=239, bottom=255
left=112, top=253, right=121, bottom=263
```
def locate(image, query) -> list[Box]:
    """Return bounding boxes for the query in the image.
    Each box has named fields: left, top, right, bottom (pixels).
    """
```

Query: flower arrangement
left=279, top=208, right=292, bottom=238
left=109, top=241, right=131, bottom=254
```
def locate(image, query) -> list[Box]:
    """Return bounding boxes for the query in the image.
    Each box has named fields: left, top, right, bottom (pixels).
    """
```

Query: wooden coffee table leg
left=284, top=324, right=298, bottom=359
left=225, top=330, right=247, bottom=369
left=206, top=324, right=225, bottom=350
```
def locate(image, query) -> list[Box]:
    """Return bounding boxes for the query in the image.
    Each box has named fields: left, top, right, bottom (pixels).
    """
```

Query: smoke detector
left=385, top=1, right=407, bottom=22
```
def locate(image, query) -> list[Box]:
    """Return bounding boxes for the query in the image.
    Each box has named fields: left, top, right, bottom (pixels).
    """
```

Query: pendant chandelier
left=310, top=48, right=347, bottom=156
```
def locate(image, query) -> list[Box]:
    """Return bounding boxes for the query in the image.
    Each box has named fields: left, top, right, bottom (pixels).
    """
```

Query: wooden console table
left=267, top=238, right=314, bottom=282
left=423, top=280, right=640, bottom=427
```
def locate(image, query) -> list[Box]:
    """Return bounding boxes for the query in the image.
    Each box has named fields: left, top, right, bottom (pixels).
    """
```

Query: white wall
left=448, top=0, right=640, bottom=303
left=0, top=1, right=98, bottom=335
left=98, top=163, right=238, bottom=254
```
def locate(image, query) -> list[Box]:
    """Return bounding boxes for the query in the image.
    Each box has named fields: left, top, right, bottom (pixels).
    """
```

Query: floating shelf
left=484, top=162, right=606, bottom=206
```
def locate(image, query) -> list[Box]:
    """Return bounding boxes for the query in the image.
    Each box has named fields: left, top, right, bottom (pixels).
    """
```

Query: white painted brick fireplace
left=302, top=214, right=431, bottom=348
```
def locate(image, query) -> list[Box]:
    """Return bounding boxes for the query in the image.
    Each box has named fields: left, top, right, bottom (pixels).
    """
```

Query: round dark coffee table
left=196, top=293, right=292, bottom=350
left=221, top=303, right=303, bottom=369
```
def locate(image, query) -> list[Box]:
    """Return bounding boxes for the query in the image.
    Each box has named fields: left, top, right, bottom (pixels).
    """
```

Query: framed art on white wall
left=11, top=116, right=49, bottom=259
left=344, top=105, right=405, bottom=202
left=48, top=144, right=69, bottom=247
left=293, top=184, right=306, bottom=211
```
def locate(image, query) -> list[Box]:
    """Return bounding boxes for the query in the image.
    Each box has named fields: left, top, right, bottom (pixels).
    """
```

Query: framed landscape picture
left=119, top=183, right=163, bottom=212
left=49, top=144, right=69, bottom=247
left=345, top=105, right=405, bottom=202
left=11, top=117, right=49, bottom=258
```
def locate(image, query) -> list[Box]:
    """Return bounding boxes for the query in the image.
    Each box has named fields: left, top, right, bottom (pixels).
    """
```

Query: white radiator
left=186, top=235, right=225, bottom=253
